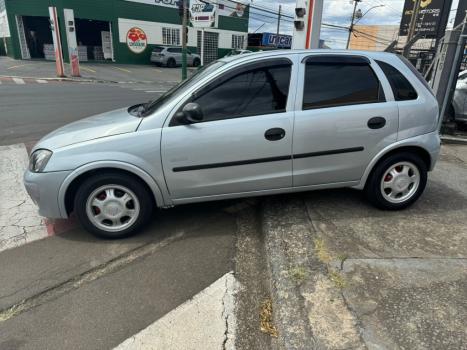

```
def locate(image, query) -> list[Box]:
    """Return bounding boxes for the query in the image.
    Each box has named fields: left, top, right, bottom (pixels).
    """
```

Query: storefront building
left=0, top=0, right=249, bottom=64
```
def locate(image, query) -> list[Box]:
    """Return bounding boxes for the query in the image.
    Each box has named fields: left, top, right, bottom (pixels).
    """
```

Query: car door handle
left=264, top=128, right=286, bottom=141
left=367, top=116, right=386, bottom=129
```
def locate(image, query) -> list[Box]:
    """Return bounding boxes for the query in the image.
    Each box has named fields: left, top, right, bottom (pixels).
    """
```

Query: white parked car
left=150, top=46, right=201, bottom=68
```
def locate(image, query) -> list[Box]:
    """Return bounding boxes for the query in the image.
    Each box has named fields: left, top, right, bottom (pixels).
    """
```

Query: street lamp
left=354, top=5, right=385, bottom=24
left=346, top=3, right=385, bottom=49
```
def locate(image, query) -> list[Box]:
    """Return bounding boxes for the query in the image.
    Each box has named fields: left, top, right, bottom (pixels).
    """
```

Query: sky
left=247, top=0, right=460, bottom=48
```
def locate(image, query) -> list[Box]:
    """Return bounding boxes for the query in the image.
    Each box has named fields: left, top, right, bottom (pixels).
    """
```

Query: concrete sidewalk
left=0, top=56, right=188, bottom=83
left=262, top=144, right=467, bottom=349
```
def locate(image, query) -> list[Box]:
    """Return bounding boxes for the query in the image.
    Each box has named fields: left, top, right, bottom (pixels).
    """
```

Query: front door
left=292, top=54, right=399, bottom=187
left=161, top=58, right=295, bottom=199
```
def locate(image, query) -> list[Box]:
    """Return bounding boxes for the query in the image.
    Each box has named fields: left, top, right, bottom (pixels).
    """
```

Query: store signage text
left=262, top=33, right=292, bottom=48
left=126, top=27, right=147, bottom=54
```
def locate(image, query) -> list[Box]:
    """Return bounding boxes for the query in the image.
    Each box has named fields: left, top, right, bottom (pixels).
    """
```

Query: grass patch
left=260, top=298, right=278, bottom=338
left=329, top=270, right=346, bottom=289
left=289, top=266, right=307, bottom=283
left=314, top=238, right=332, bottom=263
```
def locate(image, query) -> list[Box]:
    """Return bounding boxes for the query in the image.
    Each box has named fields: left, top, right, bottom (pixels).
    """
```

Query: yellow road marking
left=7, top=64, right=33, bottom=70
left=113, top=66, right=131, bottom=73
left=80, top=66, right=96, bottom=73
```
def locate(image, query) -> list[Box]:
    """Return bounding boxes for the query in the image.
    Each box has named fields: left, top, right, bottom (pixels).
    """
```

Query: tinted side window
left=192, top=62, right=291, bottom=122
left=303, top=62, right=384, bottom=110
left=376, top=60, right=418, bottom=101
left=168, top=48, right=182, bottom=53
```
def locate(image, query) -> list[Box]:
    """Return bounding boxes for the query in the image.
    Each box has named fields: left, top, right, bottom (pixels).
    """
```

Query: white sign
left=0, top=10, right=10, bottom=38
left=64, top=9, right=80, bottom=77
left=217, top=0, right=247, bottom=18
left=101, top=31, right=113, bottom=60
left=124, top=0, right=177, bottom=8
left=126, top=27, right=148, bottom=53
left=190, top=0, right=216, bottom=28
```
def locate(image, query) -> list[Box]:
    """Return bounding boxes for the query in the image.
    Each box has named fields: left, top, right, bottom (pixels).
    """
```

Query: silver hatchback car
left=24, top=50, right=441, bottom=238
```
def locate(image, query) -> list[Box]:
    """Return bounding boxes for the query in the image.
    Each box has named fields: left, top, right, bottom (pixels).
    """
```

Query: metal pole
left=200, top=28, right=204, bottom=66
left=346, top=0, right=360, bottom=50
left=438, top=17, right=467, bottom=132
left=276, top=5, right=281, bottom=37
left=404, top=0, right=421, bottom=57
left=181, top=0, right=187, bottom=80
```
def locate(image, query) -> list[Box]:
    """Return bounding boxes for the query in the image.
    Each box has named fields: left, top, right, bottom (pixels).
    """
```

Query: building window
left=231, top=34, right=245, bottom=49
left=162, top=28, right=180, bottom=46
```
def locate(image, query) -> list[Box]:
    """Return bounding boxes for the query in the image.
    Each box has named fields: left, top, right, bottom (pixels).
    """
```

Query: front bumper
left=24, top=170, right=72, bottom=219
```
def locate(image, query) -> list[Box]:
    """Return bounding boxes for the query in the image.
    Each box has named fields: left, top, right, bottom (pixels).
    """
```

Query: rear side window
left=152, top=46, right=163, bottom=53
left=376, top=60, right=418, bottom=101
left=303, top=58, right=384, bottom=110
left=168, top=48, right=182, bottom=53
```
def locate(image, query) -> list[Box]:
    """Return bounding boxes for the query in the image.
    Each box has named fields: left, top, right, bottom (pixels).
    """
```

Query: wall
left=4, top=0, right=248, bottom=63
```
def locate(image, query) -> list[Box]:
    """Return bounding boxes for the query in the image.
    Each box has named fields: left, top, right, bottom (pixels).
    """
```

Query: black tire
left=193, top=58, right=200, bottom=67
left=365, top=152, right=427, bottom=210
left=74, top=172, right=154, bottom=239
left=166, top=58, right=176, bottom=68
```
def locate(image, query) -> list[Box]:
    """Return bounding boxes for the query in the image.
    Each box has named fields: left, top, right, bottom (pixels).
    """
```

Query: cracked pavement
left=0, top=144, right=47, bottom=253
left=300, top=144, right=467, bottom=349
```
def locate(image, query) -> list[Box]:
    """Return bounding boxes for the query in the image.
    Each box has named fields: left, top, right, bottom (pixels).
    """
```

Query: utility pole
left=276, top=5, right=281, bottom=36
left=346, top=0, right=361, bottom=50
left=181, top=0, right=188, bottom=80
left=404, top=0, right=421, bottom=57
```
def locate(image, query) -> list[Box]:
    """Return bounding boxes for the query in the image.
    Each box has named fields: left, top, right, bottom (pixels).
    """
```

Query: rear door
left=292, top=54, right=399, bottom=187
left=161, top=57, right=297, bottom=199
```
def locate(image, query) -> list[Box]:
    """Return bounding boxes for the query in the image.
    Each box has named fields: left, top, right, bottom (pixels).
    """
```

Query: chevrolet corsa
left=24, top=50, right=441, bottom=238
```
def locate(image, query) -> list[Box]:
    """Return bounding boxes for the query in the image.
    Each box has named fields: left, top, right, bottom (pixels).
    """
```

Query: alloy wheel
left=85, top=184, right=140, bottom=232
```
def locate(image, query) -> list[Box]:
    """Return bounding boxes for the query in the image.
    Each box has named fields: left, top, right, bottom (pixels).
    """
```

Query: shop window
left=163, top=28, right=180, bottom=46
left=231, top=35, right=245, bottom=49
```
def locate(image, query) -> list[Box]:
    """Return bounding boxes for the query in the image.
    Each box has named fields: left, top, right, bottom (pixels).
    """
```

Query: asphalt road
left=0, top=82, right=163, bottom=146
left=0, top=79, right=257, bottom=349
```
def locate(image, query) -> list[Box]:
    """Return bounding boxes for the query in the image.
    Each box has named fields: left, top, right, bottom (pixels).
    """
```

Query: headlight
left=29, top=149, right=53, bottom=173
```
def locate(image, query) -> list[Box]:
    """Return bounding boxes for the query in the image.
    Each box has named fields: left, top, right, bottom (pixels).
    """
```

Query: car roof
left=218, top=49, right=398, bottom=63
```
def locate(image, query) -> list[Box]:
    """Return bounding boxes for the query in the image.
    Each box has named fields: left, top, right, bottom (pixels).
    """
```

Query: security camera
left=295, top=8, right=306, bottom=17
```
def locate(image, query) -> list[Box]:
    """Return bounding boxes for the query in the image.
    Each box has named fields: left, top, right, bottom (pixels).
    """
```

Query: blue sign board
left=261, top=33, right=292, bottom=49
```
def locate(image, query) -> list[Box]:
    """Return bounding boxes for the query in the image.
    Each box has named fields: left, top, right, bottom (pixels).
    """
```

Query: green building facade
left=0, top=0, right=249, bottom=64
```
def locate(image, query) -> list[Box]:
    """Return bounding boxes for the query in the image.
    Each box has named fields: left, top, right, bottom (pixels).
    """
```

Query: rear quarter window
left=376, top=60, right=418, bottom=101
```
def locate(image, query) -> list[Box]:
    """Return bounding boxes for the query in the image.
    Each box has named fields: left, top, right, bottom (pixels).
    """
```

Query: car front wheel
left=74, top=172, right=154, bottom=239
left=365, top=152, right=427, bottom=210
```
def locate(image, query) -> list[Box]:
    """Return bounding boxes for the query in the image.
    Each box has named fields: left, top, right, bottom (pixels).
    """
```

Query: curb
left=0, top=75, right=181, bottom=85
left=441, top=136, right=467, bottom=145
left=261, top=197, right=319, bottom=350
left=0, top=74, right=102, bottom=83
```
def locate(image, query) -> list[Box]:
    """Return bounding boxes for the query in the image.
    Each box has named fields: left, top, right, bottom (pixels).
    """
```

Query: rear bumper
left=150, top=56, right=165, bottom=65
left=24, top=170, right=72, bottom=219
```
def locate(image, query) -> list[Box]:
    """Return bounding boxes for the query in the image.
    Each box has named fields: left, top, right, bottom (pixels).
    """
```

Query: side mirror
left=175, top=102, right=204, bottom=124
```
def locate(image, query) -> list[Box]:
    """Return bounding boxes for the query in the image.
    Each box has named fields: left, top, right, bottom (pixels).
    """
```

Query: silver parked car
left=150, top=45, right=201, bottom=68
left=24, top=50, right=440, bottom=238
left=448, top=70, right=467, bottom=124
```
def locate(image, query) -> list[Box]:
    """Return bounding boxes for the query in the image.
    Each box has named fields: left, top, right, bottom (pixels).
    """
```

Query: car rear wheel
left=74, top=172, right=154, bottom=239
left=365, top=152, right=427, bottom=210
left=167, top=58, right=176, bottom=68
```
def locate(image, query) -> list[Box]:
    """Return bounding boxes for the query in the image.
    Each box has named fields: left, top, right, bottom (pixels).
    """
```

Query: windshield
left=141, top=60, right=226, bottom=117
